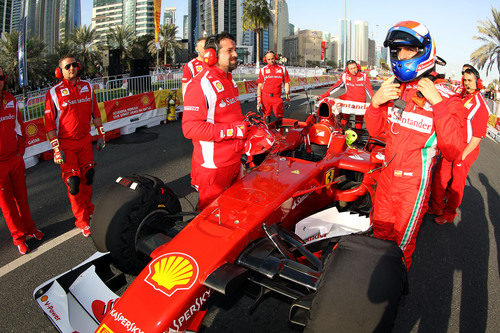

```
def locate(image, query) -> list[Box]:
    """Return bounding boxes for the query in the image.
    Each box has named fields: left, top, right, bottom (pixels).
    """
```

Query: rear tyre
left=304, top=235, right=407, bottom=333
left=91, top=174, right=181, bottom=275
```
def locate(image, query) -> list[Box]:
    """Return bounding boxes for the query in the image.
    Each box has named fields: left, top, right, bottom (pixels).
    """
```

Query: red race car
left=33, top=100, right=405, bottom=333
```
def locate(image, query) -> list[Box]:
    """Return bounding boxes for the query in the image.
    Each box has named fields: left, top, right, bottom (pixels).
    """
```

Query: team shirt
left=182, top=66, right=245, bottom=168
left=326, top=71, right=374, bottom=103
left=44, top=79, right=100, bottom=140
left=182, top=58, right=206, bottom=84
left=0, top=91, right=24, bottom=161
left=257, top=64, right=291, bottom=96
left=462, top=91, right=490, bottom=143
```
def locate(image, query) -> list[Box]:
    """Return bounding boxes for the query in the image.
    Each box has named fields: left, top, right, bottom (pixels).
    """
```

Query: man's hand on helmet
left=371, top=75, right=400, bottom=108
left=245, top=111, right=264, bottom=126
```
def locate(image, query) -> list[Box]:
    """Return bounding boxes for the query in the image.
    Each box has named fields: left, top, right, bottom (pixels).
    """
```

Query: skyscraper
left=164, top=7, right=176, bottom=26
left=92, top=0, right=154, bottom=44
left=339, top=18, right=351, bottom=66
left=0, top=0, right=14, bottom=33
left=354, top=20, right=368, bottom=65
left=59, top=0, right=81, bottom=42
left=182, top=14, right=188, bottom=39
left=269, top=0, right=289, bottom=54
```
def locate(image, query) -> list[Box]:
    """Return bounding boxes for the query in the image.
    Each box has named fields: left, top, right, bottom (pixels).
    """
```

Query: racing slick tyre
left=90, top=174, right=181, bottom=274
left=304, top=235, right=407, bottom=333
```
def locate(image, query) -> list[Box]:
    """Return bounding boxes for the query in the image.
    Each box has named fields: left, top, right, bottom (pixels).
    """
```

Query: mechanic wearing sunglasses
left=0, top=67, right=44, bottom=254
left=44, top=55, right=106, bottom=238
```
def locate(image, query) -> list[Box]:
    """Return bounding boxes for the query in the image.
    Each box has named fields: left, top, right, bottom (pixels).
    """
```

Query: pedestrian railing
left=20, top=67, right=326, bottom=121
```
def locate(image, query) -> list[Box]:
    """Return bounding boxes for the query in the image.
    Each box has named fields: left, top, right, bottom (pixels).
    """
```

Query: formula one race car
left=33, top=101, right=406, bottom=333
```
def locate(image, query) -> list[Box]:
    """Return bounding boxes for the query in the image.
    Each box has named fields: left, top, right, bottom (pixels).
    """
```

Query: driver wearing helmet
left=365, top=21, right=465, bottom=269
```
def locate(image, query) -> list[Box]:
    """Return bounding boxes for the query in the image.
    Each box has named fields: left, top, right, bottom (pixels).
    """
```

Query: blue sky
left=80, top=0, right=499, bottom=83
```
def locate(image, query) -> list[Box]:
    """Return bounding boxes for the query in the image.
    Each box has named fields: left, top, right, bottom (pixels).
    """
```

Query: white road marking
left=0, top=228, right=81, bottom=279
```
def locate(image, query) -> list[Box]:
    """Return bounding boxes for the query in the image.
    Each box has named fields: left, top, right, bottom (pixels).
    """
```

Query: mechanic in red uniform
left=182, top=32, right=248, bottom=211
left=0, top=67, right=44, bottom=254
left=44, top=55, right=105, bottom=237
left=256, top=50, right=290, bottom=123
left=317, top=60, right=373, bottom=127
left=318, top=60, right=374, bottom=102
left=182, top=37, right=207, bottom=92
left=365, top=21, right=465, bottom=269
left=429, top=67, right=490, bottom=224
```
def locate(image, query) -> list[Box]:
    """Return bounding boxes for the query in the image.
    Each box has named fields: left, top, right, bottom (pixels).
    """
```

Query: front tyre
left=305, top=235, right=407, bottom=332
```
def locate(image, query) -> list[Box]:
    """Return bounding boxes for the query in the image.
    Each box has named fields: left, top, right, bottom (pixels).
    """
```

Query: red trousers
left=262, top=95, right=284, bottom=118
left=0, top=155, right=38, bottom=245
left=59, top=136, right=95, bottom=229
left=430, top=148, right=479, bottom=221
left=192, top=162, right=241, bottom=211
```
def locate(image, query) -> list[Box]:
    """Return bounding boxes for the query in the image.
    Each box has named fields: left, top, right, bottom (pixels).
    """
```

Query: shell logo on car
left=96, top=323, right=114, bottom=333
left=141, top=95, right=150, bottom=105
left=26, top=123, right=38, bottom=136
left=145, top=252, right=199, bottom=297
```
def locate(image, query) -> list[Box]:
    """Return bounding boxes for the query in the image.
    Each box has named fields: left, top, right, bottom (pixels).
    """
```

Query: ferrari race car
left=33, top=99, right=406, bottom=333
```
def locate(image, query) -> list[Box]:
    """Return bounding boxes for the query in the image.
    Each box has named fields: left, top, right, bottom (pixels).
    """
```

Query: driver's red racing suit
left=44, top=78, right=101, bottom=230
left=257, top=64, right=290, bottom=118
left=365, top=81, right=464, bottom=268
left=0, top=91, right=39, bottom=246
left=182, top=66, right=246, bottom=210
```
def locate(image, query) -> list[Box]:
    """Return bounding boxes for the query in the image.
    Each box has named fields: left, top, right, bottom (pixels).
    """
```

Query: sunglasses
left=64, top=62, right=79, bottom=70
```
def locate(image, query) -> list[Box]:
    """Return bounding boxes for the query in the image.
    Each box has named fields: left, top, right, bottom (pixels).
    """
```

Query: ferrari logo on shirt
left=213, top=80, right=224, bottom=93
left=61, top=88, right=70, bottom=96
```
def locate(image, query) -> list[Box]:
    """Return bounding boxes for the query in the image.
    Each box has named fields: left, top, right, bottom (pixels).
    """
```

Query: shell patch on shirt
left=4, top=100, right=14, bottom=108
left=196, top=65, right=202, bottom=72
left=80, top=85, right=89, bottom=93
left=213, top=80, right=224, bottom=93
left=61, top=88, right=70, bottom=96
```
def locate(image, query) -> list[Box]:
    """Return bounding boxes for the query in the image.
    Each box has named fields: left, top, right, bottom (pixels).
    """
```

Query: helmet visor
left=383, top=26, right=430, bottom=48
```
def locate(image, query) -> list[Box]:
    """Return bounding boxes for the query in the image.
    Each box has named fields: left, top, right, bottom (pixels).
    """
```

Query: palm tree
left=0, top=30, right=46, bottom=89
left=70, top=25, right=98, bottom=76
left=471, top=7, right=500, bottom=76
left=147, top=24, right=181, bottom=66
left=106, top=25, right=136, bottom=65
left=242, top=0, right=273, bottom=66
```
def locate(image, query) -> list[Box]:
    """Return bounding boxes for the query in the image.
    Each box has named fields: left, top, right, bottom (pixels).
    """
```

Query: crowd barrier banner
left=21, top=76, right=337, bottom=167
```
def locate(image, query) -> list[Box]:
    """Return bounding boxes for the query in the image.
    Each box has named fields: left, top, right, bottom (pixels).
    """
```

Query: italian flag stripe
left=400, top=133, right=437, bottom=249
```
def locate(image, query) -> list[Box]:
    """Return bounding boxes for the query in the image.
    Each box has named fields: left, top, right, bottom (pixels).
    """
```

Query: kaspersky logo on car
left=145, top=252, right=199, bottom=297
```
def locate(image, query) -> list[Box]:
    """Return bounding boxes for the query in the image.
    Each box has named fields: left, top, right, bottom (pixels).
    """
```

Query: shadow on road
left=479, top=172, right=500, bottom=275
left=394, top=180, right=489, bottom=332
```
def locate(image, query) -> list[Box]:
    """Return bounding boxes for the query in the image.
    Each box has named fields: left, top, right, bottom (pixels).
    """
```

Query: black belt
left=265, top=93, right=277, bottom=97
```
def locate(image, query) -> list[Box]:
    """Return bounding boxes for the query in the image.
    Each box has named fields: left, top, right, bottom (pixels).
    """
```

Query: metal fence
left=20, top=66, right=326, bottom=121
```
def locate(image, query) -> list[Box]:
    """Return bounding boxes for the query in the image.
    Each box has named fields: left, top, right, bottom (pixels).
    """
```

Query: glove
left=257, top=102, right=263, bottom=114
left=96, top=126, right=106, bottom=151
left=246, top=112, right=263, bottom=125
left=50, top=138, right=65, bottom=164
left=218, top=121, right=248, bottom=141
left=17, top=135, right=26, bottom=157
left=283, top=97, right=291, bottom=110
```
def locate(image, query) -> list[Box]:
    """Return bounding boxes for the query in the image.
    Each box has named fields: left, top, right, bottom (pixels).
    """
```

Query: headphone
left=203, top=36, right=219, bottom=66
left=463, top=67, right=483, bottom=90
left=0, top=73, right=8, bottom=84
left=346, top=60, right=361, bottom=71
left=55, top=61, right=81, bottom=79
left=263, top=51, right=279, bottom=64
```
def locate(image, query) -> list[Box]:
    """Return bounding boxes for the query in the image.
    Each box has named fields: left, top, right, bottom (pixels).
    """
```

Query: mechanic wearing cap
left=44, top=55, right=105, bottom=238
left=182, top=32, right=248, bottom=211
left=0, top=67, right=44, bottom=254
left=365, top=21, right=465, bottom=269
left=256, top=51, right=291, bottom=123
left=182, top=37, right=207, bottom=93
left=429, top=67, right=490, bottom=224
